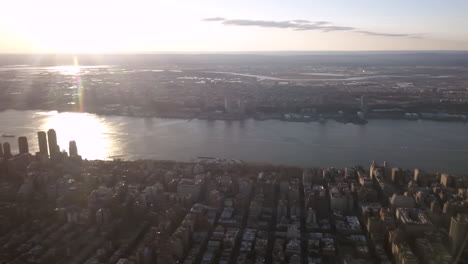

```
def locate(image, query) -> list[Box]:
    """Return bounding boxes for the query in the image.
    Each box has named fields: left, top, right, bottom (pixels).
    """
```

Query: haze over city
left=1, top=0, right=468, bottom=53
left=2, top=1, right=468, bottom=264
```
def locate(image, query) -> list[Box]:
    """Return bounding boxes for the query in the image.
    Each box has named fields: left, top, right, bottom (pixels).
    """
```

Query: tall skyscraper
left=18, top=136, right=29, bottom=154
left=360, top=95, right=367, bottom=112
left=37, top=131, right=49, bottom=157
left=69, top=140, right=78, bottom=157
left=0, top=143, right=3, bottom=157
left=47, top=129, right=59, bottom=158
left=224, top=96, right=245, bottom=114
left=2, top=142, right=11, bottom=159
left=449, top=214, right=468, bottom=255
left=369, top=160, right=377, bottom=179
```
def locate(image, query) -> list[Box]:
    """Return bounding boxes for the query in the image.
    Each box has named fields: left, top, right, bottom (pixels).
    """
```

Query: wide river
left=0, top=110, right=467, bottom=173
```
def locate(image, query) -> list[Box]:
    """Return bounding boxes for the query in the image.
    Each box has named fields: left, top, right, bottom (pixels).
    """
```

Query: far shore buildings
left=224, top=96, right=245, bottom=114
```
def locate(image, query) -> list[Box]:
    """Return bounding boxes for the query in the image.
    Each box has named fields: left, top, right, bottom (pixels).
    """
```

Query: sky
left=0, top=0, right=467, bottom=53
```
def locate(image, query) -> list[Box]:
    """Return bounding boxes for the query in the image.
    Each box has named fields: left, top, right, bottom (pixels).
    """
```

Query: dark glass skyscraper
left=2, top=142, right=11, bottom=159
left=37, top=131, right=49, bottom=157
left=69, top=140, right=78, bottom=157
left=18, top=136, right=29, bottom=154
left=0, top=143, right=3, bottom=157
left=47, top=129, right=59, bottom=158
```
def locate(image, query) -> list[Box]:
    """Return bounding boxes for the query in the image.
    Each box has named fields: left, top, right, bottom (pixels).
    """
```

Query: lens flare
left=73, top=56, right=85, bottom=112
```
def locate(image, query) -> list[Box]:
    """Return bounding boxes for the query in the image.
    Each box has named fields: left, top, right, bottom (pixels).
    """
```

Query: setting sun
left=1, top=0, right=467, bottom=53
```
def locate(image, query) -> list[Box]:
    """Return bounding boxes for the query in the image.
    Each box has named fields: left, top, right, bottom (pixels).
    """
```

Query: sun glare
left=48, top=65, right=81, bottom=76
left=38, top=112, right=110, bottom=160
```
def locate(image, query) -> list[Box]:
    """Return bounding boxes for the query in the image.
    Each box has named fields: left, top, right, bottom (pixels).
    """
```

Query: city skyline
left=1, top=0, right=468, bottom=53
left=2, top=1, right=468, bottom=262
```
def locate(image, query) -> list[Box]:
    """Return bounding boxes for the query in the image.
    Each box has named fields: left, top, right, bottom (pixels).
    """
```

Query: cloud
left=314, top=21, right=330, bottom=25
left=291, top=19, right=311, bottom=24
left=321, top=26, right=356, bottom=32
left=222, top=19, right=299, bottom=29
left=355, top=30, right=423, bottom=38
left=202, top=17, right=226, bottom=22
left=202, top=17, right=422, bottom=38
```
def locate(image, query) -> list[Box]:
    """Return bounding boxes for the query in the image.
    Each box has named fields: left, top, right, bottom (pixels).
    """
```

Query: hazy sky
left=1, top=0, right=467, bottom=53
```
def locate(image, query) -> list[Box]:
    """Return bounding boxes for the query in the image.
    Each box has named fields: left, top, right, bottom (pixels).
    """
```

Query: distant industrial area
left=1, top=53, right=468, bottom=264
left=1, top=53, right=468, bottom=124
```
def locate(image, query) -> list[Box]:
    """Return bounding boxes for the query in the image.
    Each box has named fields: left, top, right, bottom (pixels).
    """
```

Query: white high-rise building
left=449, top=214, right=468, bottom=255
left=224, top=96, right=245, bottom=114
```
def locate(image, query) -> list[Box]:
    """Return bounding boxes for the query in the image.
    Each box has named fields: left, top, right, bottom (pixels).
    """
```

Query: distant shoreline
left=2, top=108, right=467, bottom=174
left=0, top=107, right=467, bottom=125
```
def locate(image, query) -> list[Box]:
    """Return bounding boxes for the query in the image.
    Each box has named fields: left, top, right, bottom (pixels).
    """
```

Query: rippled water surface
left=1, top=110, right=467, bottom=173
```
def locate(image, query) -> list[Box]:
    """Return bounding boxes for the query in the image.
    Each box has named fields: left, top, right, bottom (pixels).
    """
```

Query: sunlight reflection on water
left=36, top=111, right=111, bottom=160
left=1, top=109, right=468, bottom=173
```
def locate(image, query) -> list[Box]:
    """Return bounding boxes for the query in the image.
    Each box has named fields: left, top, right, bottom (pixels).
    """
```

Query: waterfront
left=0, top=109, right=467, bottom=173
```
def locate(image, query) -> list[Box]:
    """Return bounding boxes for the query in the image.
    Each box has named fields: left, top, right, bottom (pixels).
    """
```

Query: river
left=0, top=110, right=467, bottom=173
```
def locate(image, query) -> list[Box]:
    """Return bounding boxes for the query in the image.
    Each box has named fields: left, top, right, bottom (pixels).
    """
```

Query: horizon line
left=1, top=49, right=468, bottom=56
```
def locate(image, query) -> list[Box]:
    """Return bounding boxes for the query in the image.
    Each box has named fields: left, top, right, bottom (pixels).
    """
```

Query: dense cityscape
left=2, top=1, right=468, bottom=264
left=0, top=130, right=467, bottom=264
